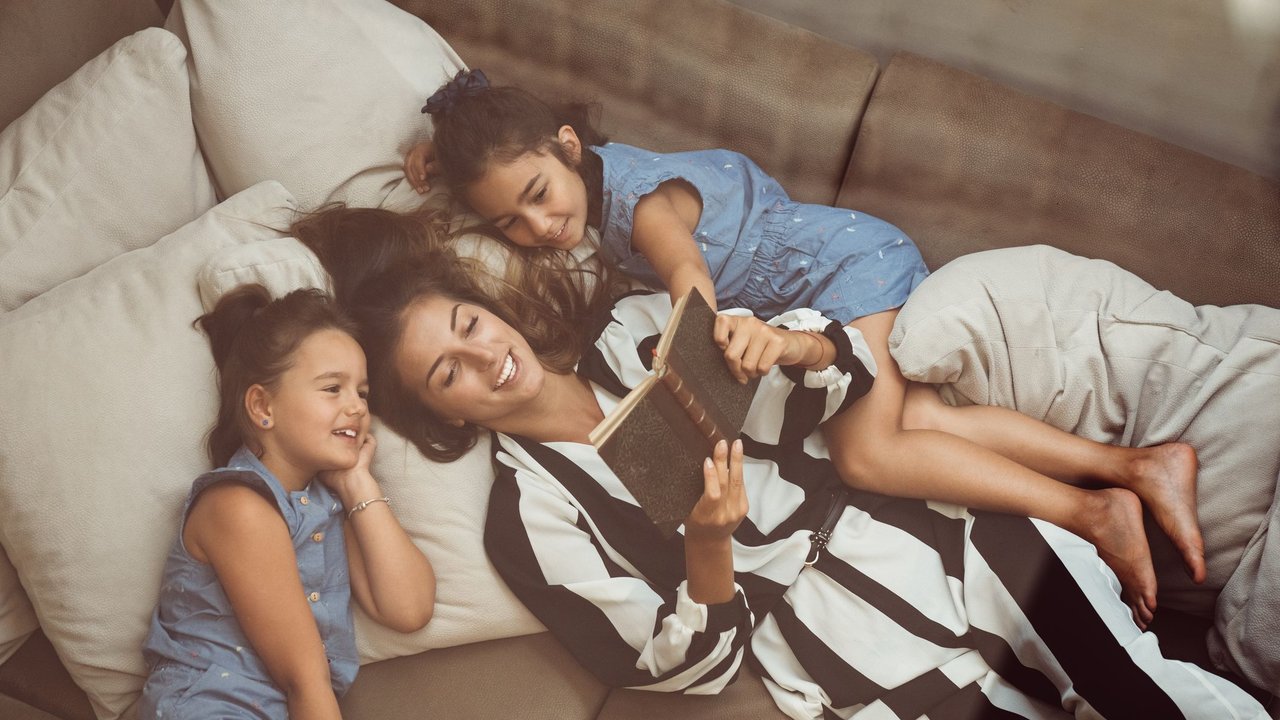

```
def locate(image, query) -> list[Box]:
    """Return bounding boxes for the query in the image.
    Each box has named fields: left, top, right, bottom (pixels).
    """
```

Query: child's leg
left=824, top=310, right=1162, bottom=626
left=901, top=382, right=1205, bottom=584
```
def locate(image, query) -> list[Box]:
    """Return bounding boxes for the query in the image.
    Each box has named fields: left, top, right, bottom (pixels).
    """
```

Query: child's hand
left=713, top=313, right=810, bottom=383
left=684, top=439, right=747, bottom=542
left=319, top=433, right=378, bottom=500
left=403, top=141, right=438, bottom=194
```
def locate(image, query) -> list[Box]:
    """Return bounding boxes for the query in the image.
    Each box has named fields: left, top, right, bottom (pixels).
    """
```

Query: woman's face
left=394, top=294, right=546, bottom=429
left=464, top=128, right=589, bottom=252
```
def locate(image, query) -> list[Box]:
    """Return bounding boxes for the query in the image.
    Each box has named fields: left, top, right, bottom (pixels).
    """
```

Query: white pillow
left=889, top=244, right=1280, bottom=617
left=166, top=0, right=465, bottom=210
left=0, top=27, right=217, bottom=313
left=195, top=236, right=545, bottom=664
left=0, top=182, right=297, bottom=720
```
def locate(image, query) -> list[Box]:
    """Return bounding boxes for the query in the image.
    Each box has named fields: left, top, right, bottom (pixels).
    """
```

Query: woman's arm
left=323, top=435, right=435, bottom=633
left=684, top=439, right=747, bottom=605
left=185, top=483, right=340, bottom=720
left=631, top=179, right=717, bottom=310
left=486, top=441, right=753, bottom=693
left=721, top=308, right=879, bottom=444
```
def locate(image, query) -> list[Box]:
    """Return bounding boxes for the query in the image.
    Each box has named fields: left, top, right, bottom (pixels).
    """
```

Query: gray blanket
left=889, top=244, right=1280, bottom=694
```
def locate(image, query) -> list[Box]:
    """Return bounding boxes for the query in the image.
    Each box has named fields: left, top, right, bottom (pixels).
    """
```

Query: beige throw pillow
left=0, top=27, right=216, bottom=312
left=166, top=0, right=465, bottom=210
left=0, top=182, right=297, bottom=720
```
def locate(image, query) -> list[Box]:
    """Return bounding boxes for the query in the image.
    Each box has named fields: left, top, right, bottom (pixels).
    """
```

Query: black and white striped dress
left=484, top=292, right=1265, bottom=719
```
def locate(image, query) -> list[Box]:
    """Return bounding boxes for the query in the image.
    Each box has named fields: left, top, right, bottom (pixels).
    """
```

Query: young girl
left=139, top=285, right=435, bottom=719
left=404, top=68, right=1205, bottom=627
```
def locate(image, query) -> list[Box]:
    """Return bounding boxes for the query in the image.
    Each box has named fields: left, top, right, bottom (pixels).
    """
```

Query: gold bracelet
left=347, top=496, right=391, bottom=520
left=802, top=330, right=829, bottom=368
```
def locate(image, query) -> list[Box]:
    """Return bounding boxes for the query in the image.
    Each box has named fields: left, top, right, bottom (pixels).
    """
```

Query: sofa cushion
left=888, top=244, right=1280, bottom=691
left=0, top=182, right=297, bottom=720
left=0, top=547, right=35, bottom=667
left=166, top=0, right=465, bottom=210
left=837, top=51, right=1280, bottom=308
left=398, top=0, right=879, bottom=205
left=0, top=27, right=217, bottom=312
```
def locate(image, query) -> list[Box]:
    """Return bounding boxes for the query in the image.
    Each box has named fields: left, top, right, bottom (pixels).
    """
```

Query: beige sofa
left=1, top=0, right=1277, bottom=718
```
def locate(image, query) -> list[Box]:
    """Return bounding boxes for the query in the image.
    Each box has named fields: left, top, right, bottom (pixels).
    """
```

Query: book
left=589, top=288, right=760, bottom=536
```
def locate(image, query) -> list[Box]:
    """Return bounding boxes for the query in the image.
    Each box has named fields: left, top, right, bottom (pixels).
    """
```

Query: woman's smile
left=493, top=352, right=518, bottom=390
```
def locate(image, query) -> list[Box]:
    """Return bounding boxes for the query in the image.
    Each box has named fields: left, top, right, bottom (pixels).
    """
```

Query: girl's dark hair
left=197, top=285, right=357, bottom=467
left=349, top=252, right=530, bottom=462
left=426, top=78, right=608, bottom=195
left=291, top=203, right=623, bottom=375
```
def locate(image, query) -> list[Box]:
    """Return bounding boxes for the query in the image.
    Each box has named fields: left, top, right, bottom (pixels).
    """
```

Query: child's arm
left=630, top=179, right=718, bottom=310
left=185, top=483, right=341, bottom=720
left=323, top=435, right=436, bottom=633
left=404, top=140, right=437, bottom=194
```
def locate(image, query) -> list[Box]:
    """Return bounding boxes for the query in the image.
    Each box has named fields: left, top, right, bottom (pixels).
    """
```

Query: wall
left=728, top=0, right=1280, bottom=179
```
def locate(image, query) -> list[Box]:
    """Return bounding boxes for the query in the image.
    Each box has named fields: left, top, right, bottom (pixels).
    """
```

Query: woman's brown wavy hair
left=289, top=203, right=623, bottom=375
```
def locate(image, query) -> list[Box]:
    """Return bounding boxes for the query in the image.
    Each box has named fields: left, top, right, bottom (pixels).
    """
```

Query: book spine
left=658, top=368, right=726, bottom=447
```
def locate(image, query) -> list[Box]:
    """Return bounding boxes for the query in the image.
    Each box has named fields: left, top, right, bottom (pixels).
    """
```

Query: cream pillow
left=166, top=0, right=465, bottom=210
left=195, top=236, right=545, bottom=664
left=0, top=182, right=297, bottom=720
left=889, top=244, right=1280, bottom=617
left=0, top=27, right=217, bottom=312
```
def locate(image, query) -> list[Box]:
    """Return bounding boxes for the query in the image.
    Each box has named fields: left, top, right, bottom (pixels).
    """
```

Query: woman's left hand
left=713, top=313, right=810, bottom=383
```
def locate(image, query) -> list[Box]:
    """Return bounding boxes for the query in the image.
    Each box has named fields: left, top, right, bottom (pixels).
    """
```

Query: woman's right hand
left=684, top=439, right=748, bottom=541
left=404, top=140, right=438, bottom=194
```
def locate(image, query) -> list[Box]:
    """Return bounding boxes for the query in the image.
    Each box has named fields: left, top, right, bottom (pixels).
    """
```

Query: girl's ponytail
left=198, top=284, right=273, bottom=371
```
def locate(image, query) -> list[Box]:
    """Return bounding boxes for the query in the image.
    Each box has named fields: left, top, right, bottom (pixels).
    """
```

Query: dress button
left=308, top=591, right=320, bottom=602
left=299, top=496, right=309, bottom=505
left=312, top=532, right=324, bottom=543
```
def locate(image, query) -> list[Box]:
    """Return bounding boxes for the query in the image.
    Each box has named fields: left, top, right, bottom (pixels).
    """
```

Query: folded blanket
left=889, top=244, right=1280, bottom=694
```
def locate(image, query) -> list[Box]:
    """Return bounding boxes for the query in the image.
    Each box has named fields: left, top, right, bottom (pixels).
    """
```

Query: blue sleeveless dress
left=594, top=142, right=928, bottom=323
left=139, top=447, right=358, bottom=719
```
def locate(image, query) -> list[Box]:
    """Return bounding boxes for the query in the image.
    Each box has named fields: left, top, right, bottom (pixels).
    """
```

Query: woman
left=347, top=253, right=1264, bottom=720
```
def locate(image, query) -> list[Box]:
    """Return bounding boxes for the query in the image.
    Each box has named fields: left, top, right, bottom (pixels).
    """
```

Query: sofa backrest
left=394, top=0, right=879, bottom=205
left=838, top=52, right=1280, bottom=308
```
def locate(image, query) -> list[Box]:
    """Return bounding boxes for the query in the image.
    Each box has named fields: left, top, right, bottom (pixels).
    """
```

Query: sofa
left=1, top=0, right=1277, bottom=718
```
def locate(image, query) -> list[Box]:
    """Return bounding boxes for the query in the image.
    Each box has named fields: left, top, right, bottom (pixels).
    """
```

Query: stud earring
left=262, top=419, right=271, bottom=427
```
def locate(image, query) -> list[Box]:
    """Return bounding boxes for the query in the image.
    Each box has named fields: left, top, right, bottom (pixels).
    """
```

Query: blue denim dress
left=594, top=142, right=929, bottom=323
left=139, top=447, right=358, bottom=719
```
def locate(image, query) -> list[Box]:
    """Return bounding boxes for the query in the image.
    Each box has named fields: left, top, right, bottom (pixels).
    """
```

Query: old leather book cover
left=590, top=289, right=759, bottom=535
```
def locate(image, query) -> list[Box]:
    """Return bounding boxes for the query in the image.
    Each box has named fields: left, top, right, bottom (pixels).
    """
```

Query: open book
left=589, top=289, right=760, bottom=536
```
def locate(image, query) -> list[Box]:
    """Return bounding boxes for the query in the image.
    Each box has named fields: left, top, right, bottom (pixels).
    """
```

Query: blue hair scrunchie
left=421, top=69, right=490, bottom=114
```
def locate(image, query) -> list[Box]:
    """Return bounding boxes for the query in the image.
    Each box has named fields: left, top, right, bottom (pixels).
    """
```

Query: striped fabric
left=484, top=292, right=1265, bottom=720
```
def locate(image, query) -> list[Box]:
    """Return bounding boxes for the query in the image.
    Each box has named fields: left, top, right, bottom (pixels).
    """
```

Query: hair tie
left=421, top=69, right=490, bottom=114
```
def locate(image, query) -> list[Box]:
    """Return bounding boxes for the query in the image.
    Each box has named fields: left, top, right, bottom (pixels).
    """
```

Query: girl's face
left=464, top=127, right=589, bottom=252
left=256, top=329, right=371, bottom=484
left=394, top=294, right=546, bottom=431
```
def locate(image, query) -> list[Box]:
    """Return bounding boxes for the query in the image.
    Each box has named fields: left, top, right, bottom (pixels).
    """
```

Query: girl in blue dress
left=404, top=69, right=1205, bottom=627
left=139, top=285, right=435, bottom=719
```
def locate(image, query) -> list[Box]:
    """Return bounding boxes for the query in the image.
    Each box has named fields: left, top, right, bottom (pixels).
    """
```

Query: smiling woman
left=342, top=252, right=1265, bottom=720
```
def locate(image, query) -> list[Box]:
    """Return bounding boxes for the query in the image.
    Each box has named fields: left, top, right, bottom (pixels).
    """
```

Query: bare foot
left=1083, top=488, right=1158, bottom=629
left=1126, top=443, right=1205, bottom=584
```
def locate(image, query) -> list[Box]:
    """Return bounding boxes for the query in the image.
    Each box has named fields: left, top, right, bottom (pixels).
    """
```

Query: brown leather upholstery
left=392, top=0, right=879, bottom=205
left=838, top=51, right=1280, bottom=308
left=0, top=0, right=163, bottom=132
left=0, top=631, right=93, bottom=720
left=339, top=632, right=609, bottom=719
